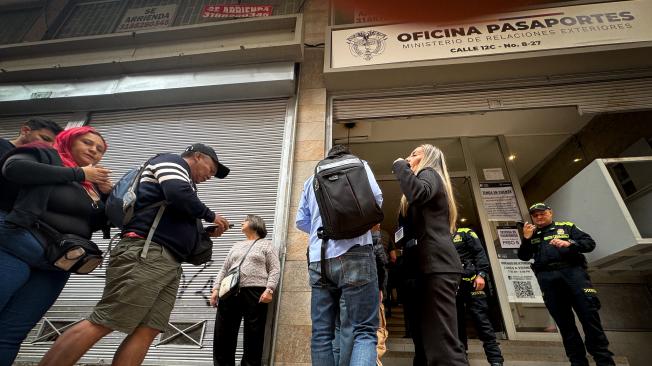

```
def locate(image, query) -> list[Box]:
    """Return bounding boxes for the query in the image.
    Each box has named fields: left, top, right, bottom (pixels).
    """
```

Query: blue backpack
left=105, top=155, right=164, bottom=229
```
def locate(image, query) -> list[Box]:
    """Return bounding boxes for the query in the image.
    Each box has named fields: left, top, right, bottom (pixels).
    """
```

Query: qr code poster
left=498, top=259, right=544, bottom=303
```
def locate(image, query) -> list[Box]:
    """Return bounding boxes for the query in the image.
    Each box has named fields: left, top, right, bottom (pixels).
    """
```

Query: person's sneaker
left=490, top=363, right=503, bottom=366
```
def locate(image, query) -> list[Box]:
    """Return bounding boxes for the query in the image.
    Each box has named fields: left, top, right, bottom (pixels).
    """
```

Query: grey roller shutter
left=16, top=99, right=289, bottom=365
left=333, top=76, right=652, bottom=121
left=0, top=113, right=72, bottom=142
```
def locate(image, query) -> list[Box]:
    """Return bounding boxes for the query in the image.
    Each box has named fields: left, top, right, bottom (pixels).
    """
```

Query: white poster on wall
left=499, top=259, right=544, bottom=303
left=331, top=0, right=652, bottom=68
left=483, top=168, right=505, bottom=181
left=480, top=183, right=522, bottom=222
left=497, top=226, right=522, bottom=249
left=116, top=5, right=177, bottom=32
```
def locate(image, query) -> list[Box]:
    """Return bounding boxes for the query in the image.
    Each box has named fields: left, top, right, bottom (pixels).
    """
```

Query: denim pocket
left=308, top=262, right=322, bottom=287
left=341, top=252, right=372, bottom=286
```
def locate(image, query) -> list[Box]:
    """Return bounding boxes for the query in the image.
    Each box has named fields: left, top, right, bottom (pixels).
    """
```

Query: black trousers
left=404, top=273, right=468, bottom=366
left=213, top=287, right=269, bottom=366
left=456, top=281, right=503, bottom=363
left=536, top=266, right=615, bottom=366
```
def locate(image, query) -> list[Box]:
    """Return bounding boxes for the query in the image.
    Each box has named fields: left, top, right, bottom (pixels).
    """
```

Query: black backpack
left=313, top=153, right=383, bottom=240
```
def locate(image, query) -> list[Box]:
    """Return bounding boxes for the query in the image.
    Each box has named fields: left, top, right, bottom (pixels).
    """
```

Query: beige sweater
left=213, top=239, right=280, bottom=291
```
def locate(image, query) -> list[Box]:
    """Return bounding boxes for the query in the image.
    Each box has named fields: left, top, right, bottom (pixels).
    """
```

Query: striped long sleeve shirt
left=124, top=153, right=216, bottom=261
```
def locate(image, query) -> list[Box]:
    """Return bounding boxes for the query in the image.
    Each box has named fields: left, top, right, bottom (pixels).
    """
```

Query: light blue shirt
left=296, top=161, right=383, bottom=262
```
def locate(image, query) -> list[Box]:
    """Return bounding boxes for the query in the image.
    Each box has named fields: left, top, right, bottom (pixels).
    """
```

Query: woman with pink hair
left=0, top=126, right=111, bottom=364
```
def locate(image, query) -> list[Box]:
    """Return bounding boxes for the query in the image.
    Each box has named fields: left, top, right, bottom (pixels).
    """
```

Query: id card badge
left=395, top=227, right=404, bottom=243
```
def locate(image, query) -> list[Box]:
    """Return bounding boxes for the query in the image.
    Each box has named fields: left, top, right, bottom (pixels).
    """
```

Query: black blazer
left=393, top=160, right=463, bottom=274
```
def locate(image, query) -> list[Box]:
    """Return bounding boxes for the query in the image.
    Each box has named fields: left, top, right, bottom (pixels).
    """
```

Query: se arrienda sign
left=331, top=0, right=652, bottom=68
left=201, top=5, right=273, bottom=18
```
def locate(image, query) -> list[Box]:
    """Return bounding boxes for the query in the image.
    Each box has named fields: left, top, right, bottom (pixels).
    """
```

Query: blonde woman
left=393, top=144, right=467, bottom=366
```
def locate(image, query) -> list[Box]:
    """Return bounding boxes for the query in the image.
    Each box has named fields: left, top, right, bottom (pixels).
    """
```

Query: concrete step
left=382, top=339, right=629, bottom=366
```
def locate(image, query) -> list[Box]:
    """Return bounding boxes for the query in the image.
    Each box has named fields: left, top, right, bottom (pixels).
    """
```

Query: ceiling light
left=508, top=154, right=517, bottom=161
left=460, top=218, right=467, bottom=222
left=573, top=158, right=583, bottom=163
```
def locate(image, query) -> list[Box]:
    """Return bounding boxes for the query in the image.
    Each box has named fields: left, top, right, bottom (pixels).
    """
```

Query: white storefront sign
left=331, top=0, right=652, bottom=68
left=480, top=183, right=523, bottom=222
left=499, top=259, right=544, bottom=303
left=116, top=5, right=177, bottom=32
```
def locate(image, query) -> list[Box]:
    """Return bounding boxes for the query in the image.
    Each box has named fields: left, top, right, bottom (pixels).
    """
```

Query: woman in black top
left=393, top=144, right=467, bottom=366
left=0, top=126, right=111, bottom=365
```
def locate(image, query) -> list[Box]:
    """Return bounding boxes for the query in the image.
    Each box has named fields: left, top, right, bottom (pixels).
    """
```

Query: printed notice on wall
left=480, top=183, right=522, bottom=222
left=497, top=226, right=522, bottom=249
left=116, top=5, right=177, bottom=32
left=483, top=168, right=505, bottom=181
left=499, top=259, right=544, bottom=303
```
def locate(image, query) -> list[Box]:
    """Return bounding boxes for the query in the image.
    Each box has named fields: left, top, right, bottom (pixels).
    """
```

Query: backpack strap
left=236, top=238, right=261, bottom=268
left=141, top=204, right=167, bottom=259
left=122, top=154, right=164, bottom=227
left=316, top=227, right=333, bottom=286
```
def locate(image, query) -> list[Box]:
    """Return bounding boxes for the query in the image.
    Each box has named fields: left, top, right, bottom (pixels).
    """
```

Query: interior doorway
left=334, top=106, right=598, bottom=340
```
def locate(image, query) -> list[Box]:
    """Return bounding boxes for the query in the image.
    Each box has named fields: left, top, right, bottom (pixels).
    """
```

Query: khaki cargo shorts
left=88, top=237, right=182, bottom=334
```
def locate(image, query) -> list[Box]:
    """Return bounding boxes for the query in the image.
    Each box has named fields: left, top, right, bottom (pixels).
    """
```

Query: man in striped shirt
left=40, top=143, right=231, bottom=366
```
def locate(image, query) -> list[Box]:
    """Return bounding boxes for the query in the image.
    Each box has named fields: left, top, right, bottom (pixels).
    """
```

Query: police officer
left=454, top=228, right=504, bottom=366
left=519, top=203, right=615, bottom=366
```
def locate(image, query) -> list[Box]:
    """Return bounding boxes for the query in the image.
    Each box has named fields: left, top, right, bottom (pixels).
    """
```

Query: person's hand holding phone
left=522, top=221, right=537, bottom=239
left=207, top=214, right=231, bottom=237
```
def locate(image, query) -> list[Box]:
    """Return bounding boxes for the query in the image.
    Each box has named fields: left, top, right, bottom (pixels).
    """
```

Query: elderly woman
left=393, top=144, right=467, bottom=366
left=0, top=126, right=111, bottom=364
left=210, top=214, right=280, bottom=366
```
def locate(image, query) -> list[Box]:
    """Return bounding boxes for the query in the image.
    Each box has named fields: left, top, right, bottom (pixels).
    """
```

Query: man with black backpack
left=296, top=145, right=383, bottom=366
left=40, top=143, right=231, bottom=366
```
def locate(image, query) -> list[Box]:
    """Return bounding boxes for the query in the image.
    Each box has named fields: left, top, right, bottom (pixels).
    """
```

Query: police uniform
left=454, top=228, right=504, bottom=365
left=518, top=204, right=615, bottom=366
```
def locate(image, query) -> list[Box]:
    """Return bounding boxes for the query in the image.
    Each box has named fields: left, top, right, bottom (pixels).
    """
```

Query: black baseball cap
left=185, top=143, right=230, bottom=179
left=529, top=202, right=551, bottom=213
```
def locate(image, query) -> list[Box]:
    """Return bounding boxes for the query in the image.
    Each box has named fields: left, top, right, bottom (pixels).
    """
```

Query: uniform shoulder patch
left=470, top=231, right=479, bottom=239
left=457, top=228, right=471, bottom=233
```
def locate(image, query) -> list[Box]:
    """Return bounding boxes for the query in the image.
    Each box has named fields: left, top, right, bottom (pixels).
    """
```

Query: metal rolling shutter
left=0, top=113, right=73, bottom=142
left=333, top=76, right=652, bottom=121
left=16, top=99, right=289, bottom=365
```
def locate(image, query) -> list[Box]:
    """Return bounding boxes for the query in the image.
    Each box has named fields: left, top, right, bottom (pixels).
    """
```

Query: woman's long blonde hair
left=399, top=144, right=458, bottom=234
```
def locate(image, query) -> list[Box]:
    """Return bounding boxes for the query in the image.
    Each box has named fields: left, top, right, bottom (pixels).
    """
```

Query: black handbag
left=218, top=239, right=260, bottom=300
left=187, top=219, right=214, bottom=265
left=34, top=221, right=104, bottom=274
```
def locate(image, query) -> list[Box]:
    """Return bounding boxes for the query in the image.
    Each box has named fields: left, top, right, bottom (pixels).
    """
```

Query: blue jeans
left=310, top=244, right=379, bottom=366
left=0, top=210, right=70, bottom=366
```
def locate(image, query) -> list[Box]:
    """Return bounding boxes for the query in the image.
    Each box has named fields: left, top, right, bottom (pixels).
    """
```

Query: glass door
left=463, top=136, right=558, bottom=341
